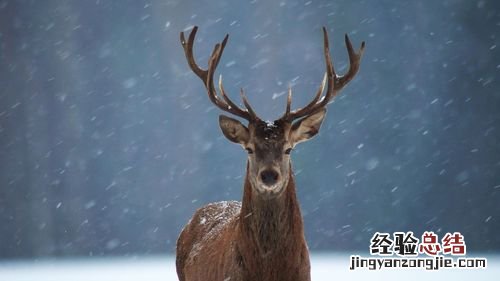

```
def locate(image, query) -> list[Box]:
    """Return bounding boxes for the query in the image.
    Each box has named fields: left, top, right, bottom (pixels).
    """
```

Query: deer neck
left=236, top=163, right=306, bottom=275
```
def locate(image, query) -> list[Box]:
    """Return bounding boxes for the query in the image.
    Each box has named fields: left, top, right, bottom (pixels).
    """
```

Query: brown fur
left=176, top=164, right=310, bottom=281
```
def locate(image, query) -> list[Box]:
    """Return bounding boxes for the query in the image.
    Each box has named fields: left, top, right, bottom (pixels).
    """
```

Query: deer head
left=180, top=26, right=365, bottom=200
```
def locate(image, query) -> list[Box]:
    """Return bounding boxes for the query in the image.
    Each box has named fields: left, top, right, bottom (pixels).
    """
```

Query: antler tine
left=336, top=34, right=365, bottom=90
left=313, top=27, right=337, bottom=109
left=218, top=76, right=257, bottom=119
left=281, top=72, right=326, bottom=120
left=283, top=87, right=292, bottom=117
left=218, top=75, right=238, bottom=109
left=180, top=26, right=257, bottom=121
left=214, top=34, right=229, bottom=69
left=282, top=26, right=365, bottom=122
left=180, top=26, right=205, bottom=80
left=240, top=89, right=257, bottom=118
left=205, top=42, right=224, bottom=105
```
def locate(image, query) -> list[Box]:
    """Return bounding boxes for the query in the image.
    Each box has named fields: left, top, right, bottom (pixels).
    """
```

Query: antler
left=180, top=26, right=258, bottom=121
left=281, top=27, right=365, bottom=122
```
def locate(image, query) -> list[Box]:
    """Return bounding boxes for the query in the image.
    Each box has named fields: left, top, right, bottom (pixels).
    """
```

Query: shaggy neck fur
left=236, top=163, right=307, bottom=280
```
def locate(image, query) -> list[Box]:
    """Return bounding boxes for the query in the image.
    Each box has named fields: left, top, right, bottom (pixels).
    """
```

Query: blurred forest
left=0, top=0, right=499, bottom=259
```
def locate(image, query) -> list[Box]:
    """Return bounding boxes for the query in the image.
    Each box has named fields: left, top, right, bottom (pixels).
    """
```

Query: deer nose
left=260, top=169, right=279, bottom=186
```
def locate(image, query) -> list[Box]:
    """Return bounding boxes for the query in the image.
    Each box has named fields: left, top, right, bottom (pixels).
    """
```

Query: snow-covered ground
left=0, top=253, right=497, bottom=281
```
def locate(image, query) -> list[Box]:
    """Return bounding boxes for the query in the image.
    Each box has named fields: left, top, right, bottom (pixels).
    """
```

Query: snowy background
left=0, top=0, right=499, bottom=279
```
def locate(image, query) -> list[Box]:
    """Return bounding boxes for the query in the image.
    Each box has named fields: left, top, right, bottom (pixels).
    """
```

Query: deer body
left=176, top=26, right=364, bottom=281
left=176, top=169, right=310, bottom=281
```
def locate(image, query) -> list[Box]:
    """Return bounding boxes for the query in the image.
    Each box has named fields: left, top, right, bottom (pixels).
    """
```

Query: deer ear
left=290, top=108, right=326, bottom=145
left=219, top=115, right=250, bottom=144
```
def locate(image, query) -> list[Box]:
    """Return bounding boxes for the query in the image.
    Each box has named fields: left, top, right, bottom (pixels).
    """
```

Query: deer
left=176, top=26, right=365, bottom=281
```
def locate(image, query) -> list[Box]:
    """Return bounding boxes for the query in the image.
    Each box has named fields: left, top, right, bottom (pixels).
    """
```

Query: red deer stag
left=176, top=26, right=365, bottom=281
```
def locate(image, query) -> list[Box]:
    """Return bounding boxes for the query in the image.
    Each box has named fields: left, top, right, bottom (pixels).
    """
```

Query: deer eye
left=245, top=147, right=254, bottom=154
left=284, top=148, right=292, bottom=155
